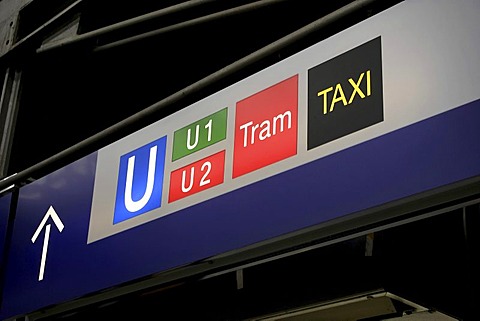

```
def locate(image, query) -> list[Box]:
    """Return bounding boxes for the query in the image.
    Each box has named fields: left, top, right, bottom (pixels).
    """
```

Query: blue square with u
left=113, top=136, right=167, bottom=224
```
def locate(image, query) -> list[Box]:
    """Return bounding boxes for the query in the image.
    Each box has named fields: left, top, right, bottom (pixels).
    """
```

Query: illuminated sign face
left=169, top=109, right=227, bottom=202
left=172, top=108, right=227, bottom=161
left=307, top=36, right=383, bottom=149
left=233, top=75, right=298, bottom=178
left=113, top=136, right=167, bottom=224
left=169, top=151, right=226, bottom=202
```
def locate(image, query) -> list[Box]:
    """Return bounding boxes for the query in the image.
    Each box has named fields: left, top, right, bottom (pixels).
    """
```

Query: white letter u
left=187, top=125, right=200, bottom=150
left=181, top=167, right=194, bottom=193
left=124, top=145, right=157, bottom=212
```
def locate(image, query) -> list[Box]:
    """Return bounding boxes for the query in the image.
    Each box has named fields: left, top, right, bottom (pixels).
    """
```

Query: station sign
left=2, top=1, right=480, bottom=319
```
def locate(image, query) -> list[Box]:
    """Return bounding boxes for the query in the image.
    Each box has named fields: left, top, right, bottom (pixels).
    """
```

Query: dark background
left=5, top=1, right=479, bottom=320
left=8, top=0, right=400, bottom=177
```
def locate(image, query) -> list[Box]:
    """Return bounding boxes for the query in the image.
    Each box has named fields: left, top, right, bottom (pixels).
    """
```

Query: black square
left=307, top=36, right=383, bottom=150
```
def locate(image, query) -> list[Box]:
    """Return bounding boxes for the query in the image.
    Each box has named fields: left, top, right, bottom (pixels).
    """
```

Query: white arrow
left=31, top=205, right=65, bottom=281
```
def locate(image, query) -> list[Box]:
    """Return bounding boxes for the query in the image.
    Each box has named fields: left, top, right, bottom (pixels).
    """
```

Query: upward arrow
left=32, top=206, right=64, bottom=242
left=31, top=206, right=65, bottom=281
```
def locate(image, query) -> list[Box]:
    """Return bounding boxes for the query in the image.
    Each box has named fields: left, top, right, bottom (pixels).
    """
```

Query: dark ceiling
left=7, top=0, right=402, bottom=177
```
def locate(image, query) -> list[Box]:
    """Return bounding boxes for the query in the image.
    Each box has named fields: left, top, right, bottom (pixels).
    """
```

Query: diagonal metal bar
left=37, top=0, right=220, bottom=53
left=0, top=0, right=378, bottom=191
left=92, top=0, right=291, bottom=52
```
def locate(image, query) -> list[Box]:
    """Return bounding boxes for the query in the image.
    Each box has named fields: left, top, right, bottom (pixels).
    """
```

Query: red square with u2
left=233, top=75, right=298, bottom=178
left=169, top=150, right=226, bottom=202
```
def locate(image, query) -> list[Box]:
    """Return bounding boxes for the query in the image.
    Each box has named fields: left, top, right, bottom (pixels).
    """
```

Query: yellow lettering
left=348, top=72, right=365, bottom=104
left=366, top=70, right=371, bottom=96
left=330, top=83, right=347, bottom=112
left=318, top=69, right=372, bottom=114
left=318, top=87, right=333, bottom=114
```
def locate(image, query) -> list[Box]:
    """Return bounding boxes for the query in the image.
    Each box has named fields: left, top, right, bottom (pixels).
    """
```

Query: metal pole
left=0, top=68, right=22, bottom=178
left=37, top=0, right=219, bottom=53
left=0, top=0, right=378, bottom=192
left=0, top=0, right=83, bottom=67
left=93, top=0, right=291, bottom=52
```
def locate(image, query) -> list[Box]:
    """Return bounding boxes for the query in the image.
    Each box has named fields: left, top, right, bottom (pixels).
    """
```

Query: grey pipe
left=37, top=0, right=219, bottom=53
left=93, top=0, right=291, bottom=52
left=0, top=0, right=378, bottom=192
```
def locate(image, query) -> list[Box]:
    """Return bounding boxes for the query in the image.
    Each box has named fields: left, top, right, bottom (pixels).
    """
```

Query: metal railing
left=0, top=0, right=379, bottom=193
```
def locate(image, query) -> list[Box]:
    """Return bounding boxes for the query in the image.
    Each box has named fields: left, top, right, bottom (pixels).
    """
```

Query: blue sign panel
left=2, top=98, right=480, bottom=320
left=0, top=154, right=98, bottom=318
